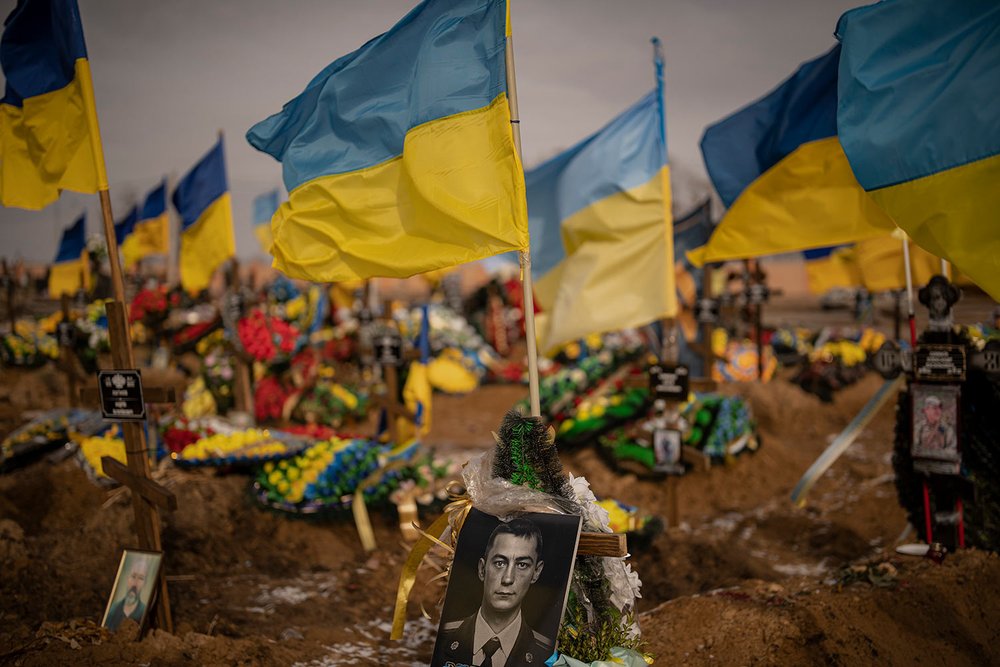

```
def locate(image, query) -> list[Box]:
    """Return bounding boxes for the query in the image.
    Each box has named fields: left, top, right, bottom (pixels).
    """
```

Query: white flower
left=568, top=473, right=597, bottom=504
left=606, top=561, right=643, bottom=612
left=568, top=474, right=611, bottom=532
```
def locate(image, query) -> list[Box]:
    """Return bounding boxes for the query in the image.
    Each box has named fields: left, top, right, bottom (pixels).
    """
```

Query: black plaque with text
left=98, top=370, right=146, bottom=421
left=914, top=345, right=966, bottom=382
left=649, top=364, right=690, bottom=401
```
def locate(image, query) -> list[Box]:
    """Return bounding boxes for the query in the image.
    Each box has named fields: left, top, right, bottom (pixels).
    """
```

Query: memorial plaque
left=649, top=364, right=690, bottom=401
left=914, top=344, right=966, bottom=382
left=747, top=283, right=770, bottom=305
left=98, top=370, right=146, bottom=421
left=969, top=342, right=1000, bottom=376
left=695, top=297, right=720, bottom=324
left=57, top=321, right=76, bottom=348
left=872, top=341, right=903, bottom=379
left=375, top=333, right=403, bottom=366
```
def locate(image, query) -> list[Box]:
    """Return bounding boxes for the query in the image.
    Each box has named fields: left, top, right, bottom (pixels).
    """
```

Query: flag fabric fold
left=252, top=189, right=280, bottom=254
left=836, top=0, right=1000, bottom=300
left=689, top=46, right=895, bottom=267
left=527, top=90, right=675, bottom=353
left=245, top=0, right=527, bottom=283
left=172, top=139, right=235, bottom=293
left=48, top=213, right=89, bottom=295
left=0, top=0, right=104, bottom=210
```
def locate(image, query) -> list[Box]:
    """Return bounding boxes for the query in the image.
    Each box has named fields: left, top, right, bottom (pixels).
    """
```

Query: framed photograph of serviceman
left=101, top=549, right=162, bottom=632
left=911, top=383, right=961, bottom=475
left=431, top=508, right=582, bottom=667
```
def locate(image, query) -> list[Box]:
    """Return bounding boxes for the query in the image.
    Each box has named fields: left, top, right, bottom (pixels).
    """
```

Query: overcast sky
left=0, top=0, right=860, bottom=263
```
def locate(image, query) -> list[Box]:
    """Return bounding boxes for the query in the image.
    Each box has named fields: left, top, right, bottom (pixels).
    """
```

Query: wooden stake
left=701, top=264, right=716, bottom=375
left=227, top=259, right=254, bottom=416
left=504, top=28, right=541, bottom=418
left=59, top=295, right=80, bottom=408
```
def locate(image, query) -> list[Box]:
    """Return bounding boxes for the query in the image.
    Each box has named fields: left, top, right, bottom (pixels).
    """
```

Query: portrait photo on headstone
left=911, top=384, right=961, bottom=474
left=431, top=508, right=582, bottom=667
left=101, top=549, right=162, bottom=632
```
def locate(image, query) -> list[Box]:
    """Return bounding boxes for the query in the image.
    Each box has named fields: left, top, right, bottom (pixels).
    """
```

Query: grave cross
left=80, top=301, right=178, bottom=633
left=372, top=332, right=417, bottom=445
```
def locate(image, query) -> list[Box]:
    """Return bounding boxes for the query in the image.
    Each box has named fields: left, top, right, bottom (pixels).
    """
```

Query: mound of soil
left=1, top=373, right=998, bottom=665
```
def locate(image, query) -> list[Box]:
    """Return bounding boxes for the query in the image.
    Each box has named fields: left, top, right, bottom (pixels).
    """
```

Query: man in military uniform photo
left=434, top=517, right=554, bottom=667
left=914, top=395, right=957, bottom=456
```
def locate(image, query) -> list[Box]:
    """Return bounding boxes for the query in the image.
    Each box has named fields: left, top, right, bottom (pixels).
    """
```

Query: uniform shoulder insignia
left=442, top=619, right=464, bottom=631
left=532, top=629, right=553, bottom=647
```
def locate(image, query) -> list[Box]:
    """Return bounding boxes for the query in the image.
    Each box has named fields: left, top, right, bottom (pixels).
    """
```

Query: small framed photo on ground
left=911, top=383, right=961, bottom=475
left=652, top=428, right=684, bottom=474
left=101, top=549, right=162, bottom=632
left=431, top=508, right=582, bottom=667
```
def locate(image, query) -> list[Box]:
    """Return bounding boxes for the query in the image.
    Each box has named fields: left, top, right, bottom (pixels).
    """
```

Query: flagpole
left=504, top=18, right=541, bottom=418
left=652, top=37, right=679, bottom=365
left=900, top=233, right=917, bottom=348
left=78, top=55, right=173, bottom=632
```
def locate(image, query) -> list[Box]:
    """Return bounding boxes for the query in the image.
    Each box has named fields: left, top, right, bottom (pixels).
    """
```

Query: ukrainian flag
left=836, top=0, right=1000, bottom=301
left=0, top=0, right=104, bottom=210
left=803, top=246, right=860, bottom=295
left=246, top=0, right=527, bottom=283
left=114, top=205, right=137, bottom=250
left=172, top=139, right=235, bottom=293
left=252, top=189, right=279, bottom=254
left=688, top=46, right=895, bottom=267
left=527, top=90, right=675, bottom=353
left=120, top=181, right=169, bottom=269
left=48, top=213, right=89, bottom=296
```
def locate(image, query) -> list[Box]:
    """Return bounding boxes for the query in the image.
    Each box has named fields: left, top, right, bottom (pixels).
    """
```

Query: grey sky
left=0, top=0, right=859, bottom=263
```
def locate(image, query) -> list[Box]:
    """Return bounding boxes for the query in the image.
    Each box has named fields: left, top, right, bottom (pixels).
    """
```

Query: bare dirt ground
left=2, top=290, right=999, bottom=665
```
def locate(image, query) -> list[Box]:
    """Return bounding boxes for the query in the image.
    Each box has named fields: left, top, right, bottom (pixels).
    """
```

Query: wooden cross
left=57, top=295, right=84, bottom=408
left=83, top=301, right=177, bottom=633
left=371, top=301, right=420, bottom=444
left=226, top=259, right=255, bottom=417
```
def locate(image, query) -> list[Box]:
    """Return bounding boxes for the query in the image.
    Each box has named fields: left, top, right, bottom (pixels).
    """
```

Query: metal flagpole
left=901, top=233, right=917, bottom=348
left=652, top=37, right=679, bottom=365
left=504, top=13, right=541, bottom=417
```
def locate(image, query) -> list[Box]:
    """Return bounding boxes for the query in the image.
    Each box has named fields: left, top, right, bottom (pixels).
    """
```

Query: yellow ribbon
left=390, top=490, right=472, bottom=640
left=352, top=458, right=413, bottom=553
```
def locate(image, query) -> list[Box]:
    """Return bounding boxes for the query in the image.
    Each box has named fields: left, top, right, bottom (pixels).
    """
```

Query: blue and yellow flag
left=114, top=205, right=137, bottom=248
left=49, top=213, right=89, bottom=295
left=688, top=46, right=895, bottom=267
left=120, top=181, right=169, bottom=269
left=836, top=0, right=1000, bottom=301
left=172, top=139, right=235, bottom=293
left=0, top=0, right=104, bottom=210
left=527, top=91, right=675, bottom=353
left=802, top=246, right=860, bottom=295
left=252, top=188, right=279, bottom=254
left=246, top=0, right=527, bottom=283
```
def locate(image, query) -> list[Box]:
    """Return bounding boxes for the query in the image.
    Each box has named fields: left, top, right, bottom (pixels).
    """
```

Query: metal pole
left=901, top=235, right=917, bottom=348
left=504, top=27, right=541, bottom=417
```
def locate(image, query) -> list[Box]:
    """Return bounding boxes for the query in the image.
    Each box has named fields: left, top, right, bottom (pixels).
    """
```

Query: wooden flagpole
left=79, top=54, right=174, bottom=632
left=504, top=19, right=541, bottom=418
